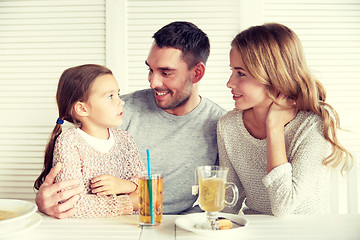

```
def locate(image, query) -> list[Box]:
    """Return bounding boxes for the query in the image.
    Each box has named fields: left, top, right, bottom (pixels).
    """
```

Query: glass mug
left=138, top=173, right=163, bottom=225
left=196, top=166, right=238, bottom=230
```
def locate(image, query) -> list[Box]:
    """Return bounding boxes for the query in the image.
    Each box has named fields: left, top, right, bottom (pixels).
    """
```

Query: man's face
left=146, top=44, right=194, bottom=115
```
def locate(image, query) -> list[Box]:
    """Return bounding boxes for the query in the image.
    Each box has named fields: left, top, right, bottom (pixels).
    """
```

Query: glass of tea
left=138, top=173, right=163, bottom=226
left=196, top=166, right=238, bottom=230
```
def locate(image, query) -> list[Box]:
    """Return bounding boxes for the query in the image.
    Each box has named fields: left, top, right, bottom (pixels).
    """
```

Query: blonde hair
left=231, top=23, right=352, bottom=173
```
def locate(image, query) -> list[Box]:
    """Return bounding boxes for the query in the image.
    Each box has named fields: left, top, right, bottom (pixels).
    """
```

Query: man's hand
left=35, top=162, right=83, bottom=219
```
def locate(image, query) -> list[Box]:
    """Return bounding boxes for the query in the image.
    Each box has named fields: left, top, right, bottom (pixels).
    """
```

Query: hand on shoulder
left=35, top=162, right=83, bottom=219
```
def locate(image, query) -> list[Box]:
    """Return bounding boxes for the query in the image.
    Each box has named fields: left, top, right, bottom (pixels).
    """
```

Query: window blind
left=0, top=0, right=106, bottom=201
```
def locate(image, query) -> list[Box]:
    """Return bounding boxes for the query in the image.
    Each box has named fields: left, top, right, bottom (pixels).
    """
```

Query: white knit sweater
left=217, top=109, right=331, bottom=216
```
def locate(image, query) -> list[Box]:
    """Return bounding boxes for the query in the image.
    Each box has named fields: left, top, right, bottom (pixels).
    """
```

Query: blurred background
left=0, top=0, right=359, bottom=213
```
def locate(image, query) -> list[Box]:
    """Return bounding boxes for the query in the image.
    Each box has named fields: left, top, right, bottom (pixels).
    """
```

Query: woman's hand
left=266, top=93, right=297, bottom=130
left=90, top=175, right=137, bottom=196
left=265, top=93, right=298, bottom=173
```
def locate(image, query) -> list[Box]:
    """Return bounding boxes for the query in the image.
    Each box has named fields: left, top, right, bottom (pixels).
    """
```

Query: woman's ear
left=192, top=62, right=206, bottom=84
left=73, top=101, right=89, bottom=117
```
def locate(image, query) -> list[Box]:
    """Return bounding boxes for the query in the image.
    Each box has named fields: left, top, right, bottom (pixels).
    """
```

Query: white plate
left=0, top=199, right=37, bottom=224
left=0, top=213, right=42, bottom=238
left=175, top=212, right=248, bottom=237
left=0, top=199, right=37, bottom=232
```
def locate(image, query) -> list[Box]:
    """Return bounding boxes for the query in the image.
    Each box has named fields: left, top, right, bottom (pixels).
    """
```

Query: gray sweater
left=217, top=109, right=331, bottom=216
left=121, top=89, right=226, bottom=214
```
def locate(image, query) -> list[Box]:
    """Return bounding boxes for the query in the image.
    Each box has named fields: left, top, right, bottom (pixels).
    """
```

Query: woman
left=217, top=23, right=352, bottom=216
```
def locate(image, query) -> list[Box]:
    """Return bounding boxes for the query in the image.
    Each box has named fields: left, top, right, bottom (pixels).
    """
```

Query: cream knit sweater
left=53, top=127, right=146, bottom=218
left=217, top=110, right=331, bottom=216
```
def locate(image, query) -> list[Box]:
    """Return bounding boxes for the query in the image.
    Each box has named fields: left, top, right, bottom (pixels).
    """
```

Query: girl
left=34, top=64, right=146, bottom=218
left=218, top=23, right=353, bottom=216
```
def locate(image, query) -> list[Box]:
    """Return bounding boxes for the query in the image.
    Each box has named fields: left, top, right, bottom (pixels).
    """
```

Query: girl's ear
left=73, top=101, right=89, bottom=117
left=192, top=62, right=205, bottom=84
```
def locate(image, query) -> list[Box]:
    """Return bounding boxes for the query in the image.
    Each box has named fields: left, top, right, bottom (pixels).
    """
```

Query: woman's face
left=227, top=47, right=272, bottom=111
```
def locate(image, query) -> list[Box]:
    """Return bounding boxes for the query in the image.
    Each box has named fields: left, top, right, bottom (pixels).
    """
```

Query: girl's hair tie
left=56, top=118, right=64, bottom=125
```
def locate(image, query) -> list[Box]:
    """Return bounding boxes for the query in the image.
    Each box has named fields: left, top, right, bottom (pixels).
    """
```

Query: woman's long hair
left=34, top=64, right=112, bottom=190
left=231, top=23, right=352, bottom=173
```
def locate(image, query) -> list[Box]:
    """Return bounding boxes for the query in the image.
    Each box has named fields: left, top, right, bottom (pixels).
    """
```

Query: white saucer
left=175, top=212, right=248, bottom=236
left=0, top=213, right=42, bottom=238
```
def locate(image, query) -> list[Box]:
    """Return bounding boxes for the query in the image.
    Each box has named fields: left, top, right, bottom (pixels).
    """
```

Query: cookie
left=217, top=217, right=232, bottom=230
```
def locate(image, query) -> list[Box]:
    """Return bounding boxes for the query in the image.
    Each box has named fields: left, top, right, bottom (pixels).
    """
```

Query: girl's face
left=83, top=74, right=124, bottom=130
left=228, top=47, right=272, bottom=111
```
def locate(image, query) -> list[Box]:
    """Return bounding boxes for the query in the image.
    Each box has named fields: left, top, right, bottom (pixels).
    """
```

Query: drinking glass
left=196, top=166, right=238, bottom=230
left=138, top=173, right=163, bottom=225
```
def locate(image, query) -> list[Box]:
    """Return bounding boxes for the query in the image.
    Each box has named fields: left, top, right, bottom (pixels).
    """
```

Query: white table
left=4, top=213, right=360, bottom=240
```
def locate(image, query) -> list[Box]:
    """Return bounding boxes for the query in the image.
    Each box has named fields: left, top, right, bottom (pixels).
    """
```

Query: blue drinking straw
left=146, top=149, right=154, bottom=224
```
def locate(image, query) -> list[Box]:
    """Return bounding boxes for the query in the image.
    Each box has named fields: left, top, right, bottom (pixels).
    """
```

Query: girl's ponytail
left=34, top=119, right=63, bottom=190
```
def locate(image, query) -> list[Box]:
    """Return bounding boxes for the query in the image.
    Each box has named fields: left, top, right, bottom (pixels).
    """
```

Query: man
left=35, top=21, right=226, bottom=218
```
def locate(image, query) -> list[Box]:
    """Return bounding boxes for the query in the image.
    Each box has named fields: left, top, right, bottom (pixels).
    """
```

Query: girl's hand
left=90, top=175, right=136, bottom=196
left=266, top=93, right=297, bottom=130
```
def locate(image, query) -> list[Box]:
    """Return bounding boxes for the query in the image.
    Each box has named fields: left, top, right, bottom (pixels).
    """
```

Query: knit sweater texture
left=217, top=109, right=331, bottom=216
left=53, top=127, right=146, bottom=218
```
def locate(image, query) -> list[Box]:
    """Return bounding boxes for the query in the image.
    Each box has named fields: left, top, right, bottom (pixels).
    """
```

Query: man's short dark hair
left=153, top=21, right=210, bottom=69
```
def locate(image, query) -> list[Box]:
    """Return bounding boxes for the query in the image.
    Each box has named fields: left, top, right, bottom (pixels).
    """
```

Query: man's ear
left=73, top=101, right=89, bottom=117
left=192, top=62, right=205, bottom=84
